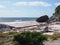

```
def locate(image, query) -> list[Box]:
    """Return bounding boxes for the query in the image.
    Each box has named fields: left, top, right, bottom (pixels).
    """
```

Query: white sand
left=48, top=24, right=60, bottom=32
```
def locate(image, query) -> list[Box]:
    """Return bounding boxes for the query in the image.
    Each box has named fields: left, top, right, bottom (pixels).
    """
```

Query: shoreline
left=0, top=21, right=39, bottom=27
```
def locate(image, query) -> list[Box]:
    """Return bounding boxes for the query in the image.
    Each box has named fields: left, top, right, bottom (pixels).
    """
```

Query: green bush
left=13, top=32, right=48, bottom=45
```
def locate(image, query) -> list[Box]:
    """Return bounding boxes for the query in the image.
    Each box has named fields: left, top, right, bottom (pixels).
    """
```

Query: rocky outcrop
left=0, top=24, right=14, bottom=29
left=0, top=24, right=15, bottom=31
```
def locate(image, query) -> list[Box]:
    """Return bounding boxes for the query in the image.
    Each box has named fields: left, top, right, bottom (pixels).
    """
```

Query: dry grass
left=46, top=33, right=60, bottom=40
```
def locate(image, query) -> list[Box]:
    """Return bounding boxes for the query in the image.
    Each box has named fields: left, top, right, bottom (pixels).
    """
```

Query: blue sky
left=0, top=0, right=60, bottom=17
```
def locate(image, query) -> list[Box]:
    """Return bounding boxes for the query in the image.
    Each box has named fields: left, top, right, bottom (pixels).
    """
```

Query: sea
left=0, top=17, right=37, bottom=22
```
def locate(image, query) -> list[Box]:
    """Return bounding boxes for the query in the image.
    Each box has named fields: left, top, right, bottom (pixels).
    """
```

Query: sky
left=0, top=0, right=60, bottom=17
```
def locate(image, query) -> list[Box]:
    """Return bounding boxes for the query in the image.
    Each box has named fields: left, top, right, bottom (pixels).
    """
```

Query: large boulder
left=36, top=15, right=49, bottom=23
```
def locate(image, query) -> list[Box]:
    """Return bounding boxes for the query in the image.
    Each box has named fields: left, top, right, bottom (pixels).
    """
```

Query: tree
left=50, top=5, right=60, bottom=22
left=36, top=15, right=49, bottom=23
left=55, top=5, right=60, bottom=14
left=13, top=32, right=48, bottom=45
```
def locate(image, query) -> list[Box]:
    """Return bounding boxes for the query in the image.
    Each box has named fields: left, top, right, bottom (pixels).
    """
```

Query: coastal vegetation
left=13, top=32, right=48, bottom=45
left=0, top=32, right=60, bottom=45
left=55, top=5, right=60, bottom=14
left=50, top=5, right=60, bottom=21
left=0, top=32, right=19, bottom=45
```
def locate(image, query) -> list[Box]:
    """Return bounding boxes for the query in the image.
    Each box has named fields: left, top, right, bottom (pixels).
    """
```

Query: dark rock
left=36, top=15, right=49, bottom=23
left=0, top=24, right=15, bottom=29
left=44, top=27, right=49, bottom=32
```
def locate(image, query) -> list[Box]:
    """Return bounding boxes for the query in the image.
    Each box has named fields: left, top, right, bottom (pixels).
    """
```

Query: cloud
left=0, top=10, right=20, bottom=17
left=0, top=5, right=5, bottom=8
left=55, top=2, right=60, bottom=6
left=13, top=1, right=52, bottom=7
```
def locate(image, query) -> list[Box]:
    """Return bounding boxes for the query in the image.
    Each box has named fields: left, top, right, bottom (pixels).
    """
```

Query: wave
left=0, top=17, right=37, bottom=22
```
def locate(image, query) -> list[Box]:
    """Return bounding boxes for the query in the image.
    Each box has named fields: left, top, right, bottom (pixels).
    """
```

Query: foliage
left=55, top=5, right=60, bottom=14
left=50, top=5, right=60, bottom=22
left=36, top=15, right=49, bottom=23
left=13, top=32, right=48, bottom=45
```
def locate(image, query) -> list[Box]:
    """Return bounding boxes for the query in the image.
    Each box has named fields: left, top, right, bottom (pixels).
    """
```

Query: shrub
left=13, top=32, right=48, bottom=45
